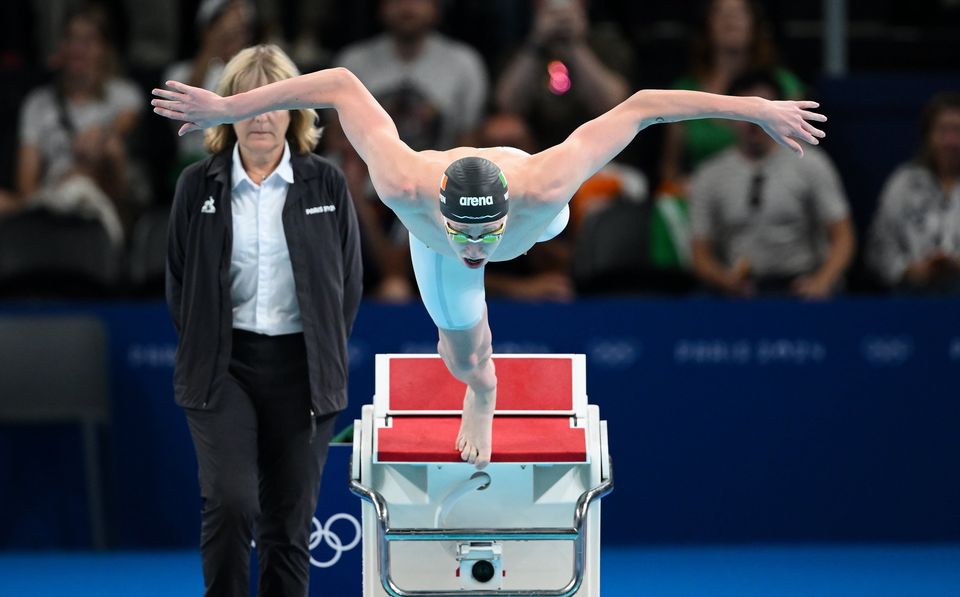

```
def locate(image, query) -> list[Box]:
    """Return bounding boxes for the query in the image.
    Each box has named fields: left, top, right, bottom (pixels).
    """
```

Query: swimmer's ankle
left=472, top=382, right=496, bottom=395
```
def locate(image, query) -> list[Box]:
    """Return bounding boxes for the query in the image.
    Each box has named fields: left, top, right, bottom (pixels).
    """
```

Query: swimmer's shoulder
left=482, top=147, right=555, bottom=206
left=478, top=146, right=532, bottom=167
left=481, top=146, right=533, bottom=179
left=493, top=146, right=531, bottom=158
left=423, top=145, right=530, bottom=162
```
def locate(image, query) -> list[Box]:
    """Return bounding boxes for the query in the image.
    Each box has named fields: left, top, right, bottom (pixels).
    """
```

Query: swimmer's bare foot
left=455, top=386, right=496, bottom=469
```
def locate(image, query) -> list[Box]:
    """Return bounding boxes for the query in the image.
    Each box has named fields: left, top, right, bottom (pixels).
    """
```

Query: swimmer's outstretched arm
left=525, top=89, right=827, bottom=204
left=151, top=67, right=422, bottom=203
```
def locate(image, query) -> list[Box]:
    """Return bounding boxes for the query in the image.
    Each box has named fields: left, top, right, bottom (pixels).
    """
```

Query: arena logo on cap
left=460, top=195, right=494, bottom=206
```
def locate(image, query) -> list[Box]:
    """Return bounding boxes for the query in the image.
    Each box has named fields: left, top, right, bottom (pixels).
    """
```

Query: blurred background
left=0, top=0, right=958, bottom=595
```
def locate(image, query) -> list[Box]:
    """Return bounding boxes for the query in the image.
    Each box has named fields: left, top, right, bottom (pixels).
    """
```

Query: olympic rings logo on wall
left=309, top=513, right=362, bottom=569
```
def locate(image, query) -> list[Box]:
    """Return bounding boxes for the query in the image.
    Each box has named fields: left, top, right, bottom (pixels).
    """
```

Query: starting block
left=350, top=354, right=613, bottom=596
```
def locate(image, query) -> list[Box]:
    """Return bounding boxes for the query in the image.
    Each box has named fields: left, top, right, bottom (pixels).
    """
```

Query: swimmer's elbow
left=321, top=67, right=361, bottom=103
left=296, top=67, right=366, bottom=111
left=629, top=89, right=672, bottom=128
left=332, top=67, right=362, bottom=89
left=529, top=139, right=589, bottom=205
left=375, top=174, right=419, bottom=208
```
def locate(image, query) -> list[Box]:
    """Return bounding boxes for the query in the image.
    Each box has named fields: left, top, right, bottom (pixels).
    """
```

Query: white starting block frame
left=349, top=354, right=613, bottom=597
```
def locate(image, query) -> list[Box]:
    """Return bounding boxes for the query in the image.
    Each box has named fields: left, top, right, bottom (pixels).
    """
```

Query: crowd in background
left=0, top=0, right=959, bottom=300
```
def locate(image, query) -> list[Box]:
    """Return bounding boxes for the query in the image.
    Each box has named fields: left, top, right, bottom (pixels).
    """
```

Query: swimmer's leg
left=437, top=312, right=497, bottom=469
left=409, top=233, right=498, bottom=468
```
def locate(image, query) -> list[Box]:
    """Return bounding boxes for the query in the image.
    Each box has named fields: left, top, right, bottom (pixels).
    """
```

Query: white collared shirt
left=868, top=163, right=960, bottom=285
left=229, top=141, right=303, bottom=336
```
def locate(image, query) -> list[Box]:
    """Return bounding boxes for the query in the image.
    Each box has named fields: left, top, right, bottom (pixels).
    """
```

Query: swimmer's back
left=387, top=145, right=567, bottom=261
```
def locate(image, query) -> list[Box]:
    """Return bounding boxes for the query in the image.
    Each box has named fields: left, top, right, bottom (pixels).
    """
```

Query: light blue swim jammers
left=410, top=205, right=569, bottom=330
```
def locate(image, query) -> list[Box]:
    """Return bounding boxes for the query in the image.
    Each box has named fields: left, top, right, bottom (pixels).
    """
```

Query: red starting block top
left=376, top=416, right=587, bottom=463
left=388, top=357, right=574, bottom=411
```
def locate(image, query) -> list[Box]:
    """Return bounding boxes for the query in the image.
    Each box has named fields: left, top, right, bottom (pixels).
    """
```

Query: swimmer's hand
left=754, top=99, right=827, bottom=157
left=151, top=81, right=231, bottom=136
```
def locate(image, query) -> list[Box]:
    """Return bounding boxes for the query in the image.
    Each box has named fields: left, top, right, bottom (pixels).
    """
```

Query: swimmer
left=152, top=66, right=826, bottom=468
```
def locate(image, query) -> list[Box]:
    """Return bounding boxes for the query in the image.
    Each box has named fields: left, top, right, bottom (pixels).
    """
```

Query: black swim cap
left=439, top=157, right=509, bottom=224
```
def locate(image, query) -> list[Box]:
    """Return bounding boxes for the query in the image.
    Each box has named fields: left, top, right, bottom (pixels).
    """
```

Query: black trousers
left=185, top=329, right=337, bottom=597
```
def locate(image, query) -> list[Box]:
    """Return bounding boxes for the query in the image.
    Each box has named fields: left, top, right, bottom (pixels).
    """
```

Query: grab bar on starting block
left=348, top=459, right=613, bottom=597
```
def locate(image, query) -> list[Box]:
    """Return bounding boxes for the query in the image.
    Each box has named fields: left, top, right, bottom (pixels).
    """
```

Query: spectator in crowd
left=334, top=0, right=488, bottom=151
left=649, top=0, right=806, bottom=280
left=441, top=0, right=530, bottom=71
left=868, top=91, right=960, bottom=293
left=24, top=0, right=100, bottom=66
left=690, top=71, right=854, bottom=299
left=121, top=0, right=179, bottom=73
left=8, top=4, right=144, bottom=243
left=328, top=0, right=490, bottom=301
left=166, top=45, right=362, bottom=597
left=495, top=0, right=633, bottom=151
left=256, top=0, right=333, bottom=70
left=163, top=0, right=255, bottom=176
left=660, top=0, right=804, bottom=187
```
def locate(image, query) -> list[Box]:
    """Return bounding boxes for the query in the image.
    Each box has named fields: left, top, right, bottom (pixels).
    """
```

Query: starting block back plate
left=378, top=355, right=586, bottom=415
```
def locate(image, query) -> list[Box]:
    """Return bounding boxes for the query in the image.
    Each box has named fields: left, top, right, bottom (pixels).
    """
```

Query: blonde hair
left=204, top=44, right=320, bottom=154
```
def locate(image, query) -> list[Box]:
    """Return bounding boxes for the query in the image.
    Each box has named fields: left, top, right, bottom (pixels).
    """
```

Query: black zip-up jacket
left=166, top=149, right=362, bottom=414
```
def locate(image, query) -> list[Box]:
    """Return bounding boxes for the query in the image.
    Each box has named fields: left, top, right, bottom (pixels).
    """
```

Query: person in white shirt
left=4, top=5, right=143, bottom=241
left=868, top=92, right=960, bottom=293
left=166, top=45, right=362, bottom=597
